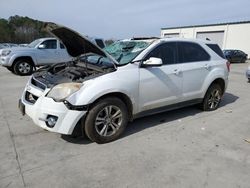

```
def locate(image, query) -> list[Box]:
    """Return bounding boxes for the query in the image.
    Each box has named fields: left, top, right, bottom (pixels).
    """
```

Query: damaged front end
left=33, top=55, right=116, bottom=88
left=31, top=22, right=118, bottom=90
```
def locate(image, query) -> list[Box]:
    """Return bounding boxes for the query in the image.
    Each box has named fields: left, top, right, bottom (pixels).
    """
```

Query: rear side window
left=178, top=42, right=210, bottom=63
left=145, top=42, right=177, bottom=65
left=206, top=44, right=225, bottom=58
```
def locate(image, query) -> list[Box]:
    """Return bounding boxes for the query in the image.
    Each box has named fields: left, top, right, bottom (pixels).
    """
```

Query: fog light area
left=46, top=115, right=58, bottom=128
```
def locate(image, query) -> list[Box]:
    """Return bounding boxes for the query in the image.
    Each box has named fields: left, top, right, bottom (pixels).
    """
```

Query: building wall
left=161, top=23, right=250, bottom=56
left=225, top=24, right=250, bottom=55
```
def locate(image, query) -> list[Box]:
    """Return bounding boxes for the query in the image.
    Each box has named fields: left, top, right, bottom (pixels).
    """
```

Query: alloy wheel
left=207, top=89, right=221, bottom=109
left=18, top=62, right=31, bottom=74
left=95, top=105, right=122, bottom=137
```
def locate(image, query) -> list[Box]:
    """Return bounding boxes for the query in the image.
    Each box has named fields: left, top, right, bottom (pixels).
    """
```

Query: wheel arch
left=90, top=92, right=134, bottom=121
left=72, top=92, right=134, bottom=137
left=206, top=78, right=226, bottom=96
left=13, top=56, right=35, bottom=67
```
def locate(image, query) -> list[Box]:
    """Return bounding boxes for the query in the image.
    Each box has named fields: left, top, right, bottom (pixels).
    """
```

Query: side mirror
left=38, top=44, right=46, bottom=49
left=142, top=57, right=163, bottom=67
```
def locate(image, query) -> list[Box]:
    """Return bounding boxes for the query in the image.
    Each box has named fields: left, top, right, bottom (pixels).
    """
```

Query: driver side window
left=145, top=42, right=177, bottom=65
left=41, top=40, right=57, bottom=49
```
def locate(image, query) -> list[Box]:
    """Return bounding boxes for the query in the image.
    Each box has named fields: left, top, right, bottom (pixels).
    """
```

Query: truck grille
left=31, top=77, right=46, bottom=90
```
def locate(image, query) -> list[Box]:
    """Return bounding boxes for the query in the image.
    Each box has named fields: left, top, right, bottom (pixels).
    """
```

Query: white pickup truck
left=0, top=38, right=72, bottom=75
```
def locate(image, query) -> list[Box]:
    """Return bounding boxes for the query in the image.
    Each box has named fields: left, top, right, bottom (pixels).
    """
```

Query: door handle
left=174, top=69, right=181, bottom=75
left=204, top=64, right=211, bottom=70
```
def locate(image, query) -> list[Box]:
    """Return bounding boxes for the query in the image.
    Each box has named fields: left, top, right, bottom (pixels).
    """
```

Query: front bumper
left=20, top=79, right=87, bottom=135
left=0, top=56, right=11, bottom=66
left=246, top=69, right=250, bottom=79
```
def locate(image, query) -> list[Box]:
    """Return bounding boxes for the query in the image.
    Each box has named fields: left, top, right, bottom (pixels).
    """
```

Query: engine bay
left=32, top=60, right=115, bottom=87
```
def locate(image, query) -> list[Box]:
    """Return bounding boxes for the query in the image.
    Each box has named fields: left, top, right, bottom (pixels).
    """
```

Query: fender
left=201, top=66, right=228, bottom=98
left=8, top=53, right=37, bottom=66
left=67, top=66, right=140, bottom=114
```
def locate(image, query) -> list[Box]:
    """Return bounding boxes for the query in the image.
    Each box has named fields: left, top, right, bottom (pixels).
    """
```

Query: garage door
left=196, top=31, right=224, bottom=48
left=164, top=33, right=180, bottom=38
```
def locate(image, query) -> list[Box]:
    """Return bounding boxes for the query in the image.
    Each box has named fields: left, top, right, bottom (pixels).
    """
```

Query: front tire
left=84, top=97, right=128, bottom=144
left=6, top=66, right=14, bottom=72
left=13, top=59, right=34, bottom=76
left=201, top=84, right=222, bottom=111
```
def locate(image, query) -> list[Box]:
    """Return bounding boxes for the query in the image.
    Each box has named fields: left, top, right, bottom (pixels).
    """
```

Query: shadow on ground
left=61, top=92, right=238, bottom=144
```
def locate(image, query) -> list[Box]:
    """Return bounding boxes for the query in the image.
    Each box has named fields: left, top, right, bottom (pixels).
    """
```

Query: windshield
left=79, top=53, right=115, bottom=69
left=28, top=39, right=43, bottom=48
left=104, top=40, right=151, bottom=65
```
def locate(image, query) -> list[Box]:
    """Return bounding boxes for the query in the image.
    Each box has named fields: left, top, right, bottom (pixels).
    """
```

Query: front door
left=139, top=42, right=183, bottom=112
left=36, top=39, right=61, bottom=65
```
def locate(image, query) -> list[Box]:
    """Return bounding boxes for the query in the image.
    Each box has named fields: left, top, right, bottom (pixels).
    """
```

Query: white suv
left=19, top=23, right=230, bottom=143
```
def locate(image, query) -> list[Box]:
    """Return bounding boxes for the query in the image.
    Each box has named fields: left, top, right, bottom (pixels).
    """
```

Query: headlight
left=1, top=50, right=11, bottom=56
left=47, top=83, right=82, bottom=101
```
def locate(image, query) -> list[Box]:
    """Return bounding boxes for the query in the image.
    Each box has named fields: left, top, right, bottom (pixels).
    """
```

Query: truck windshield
left=104, top=41, right=151, bottom=65
left=28, top=39, right=43, bottom=48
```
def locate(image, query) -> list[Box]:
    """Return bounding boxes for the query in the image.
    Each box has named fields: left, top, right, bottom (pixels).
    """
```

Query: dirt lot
left=0, top=62, right=250, bottom=188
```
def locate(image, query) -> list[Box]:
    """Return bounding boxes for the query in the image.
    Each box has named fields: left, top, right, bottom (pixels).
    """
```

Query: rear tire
left=201, top=84, right=222, bottom=111
left=13, top=59, right=34, bottom=76
left=240, top=57, right=247, bottom=63
left=84, top=97, right=128, bottom=144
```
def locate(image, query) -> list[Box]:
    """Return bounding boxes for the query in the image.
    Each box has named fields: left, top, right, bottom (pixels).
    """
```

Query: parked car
left=223, top=49, right=248, bottom=63
left=0, top=43, right=19, bottom=49
left=19, top=23, right=229, bottom=144
left=0, top=38, right=72, bottom=75
left=246, top=66, right=250, bottom=82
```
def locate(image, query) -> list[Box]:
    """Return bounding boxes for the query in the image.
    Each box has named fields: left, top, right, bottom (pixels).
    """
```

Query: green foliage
left=0, top=15, right=50, bottom=43
left=105, top=39, right=115, bottom=46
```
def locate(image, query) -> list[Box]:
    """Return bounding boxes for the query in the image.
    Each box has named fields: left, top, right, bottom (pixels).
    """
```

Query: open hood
left=43, top=22, right=108, bottom=58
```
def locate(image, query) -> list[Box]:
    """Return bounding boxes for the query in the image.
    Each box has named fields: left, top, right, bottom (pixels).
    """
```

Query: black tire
left=84, top=97, right=128, bottom=144
left=200, top=84, right=222, bottom=111
left=240, top=57, right=247, bottom=63
left=6, top=66, right=14, bottom=72
left=13, top=59, right=34, bottom=76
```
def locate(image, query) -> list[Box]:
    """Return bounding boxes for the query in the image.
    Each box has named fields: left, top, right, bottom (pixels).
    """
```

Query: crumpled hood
left=43, top=22, right=107, bottom=58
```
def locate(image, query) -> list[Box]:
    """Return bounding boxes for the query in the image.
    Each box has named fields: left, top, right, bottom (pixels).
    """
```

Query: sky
left=1, top=0, right=250, bottom=39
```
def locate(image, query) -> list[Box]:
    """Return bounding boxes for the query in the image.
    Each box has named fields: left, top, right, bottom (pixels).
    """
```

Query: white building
left=161, top=21, right=250, bottom=55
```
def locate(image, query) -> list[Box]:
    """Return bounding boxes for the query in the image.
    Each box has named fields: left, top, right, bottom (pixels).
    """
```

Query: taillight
left=226, top=61, right=230, bottom=72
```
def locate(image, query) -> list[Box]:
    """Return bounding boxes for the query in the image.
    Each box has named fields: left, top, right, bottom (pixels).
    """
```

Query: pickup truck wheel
left=7, top=67, right=14, bottom=72
left=201, top=84, right=222, bottom=111
left=13, top=59, right=34, bottom=76
left=84, top=97, right=128, bottom=144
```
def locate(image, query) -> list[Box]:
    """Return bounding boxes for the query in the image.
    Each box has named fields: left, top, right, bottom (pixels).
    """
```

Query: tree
left=0, top=15, right=50, bottom=43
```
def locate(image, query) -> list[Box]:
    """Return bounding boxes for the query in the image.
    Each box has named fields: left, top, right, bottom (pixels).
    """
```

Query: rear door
left=139, top=42, right=183, bottom=111
left=177, top=42, right=211, bottom=100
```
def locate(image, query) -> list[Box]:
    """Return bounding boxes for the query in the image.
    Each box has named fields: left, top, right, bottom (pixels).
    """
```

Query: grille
left=31, top=77, right=46, bottom=90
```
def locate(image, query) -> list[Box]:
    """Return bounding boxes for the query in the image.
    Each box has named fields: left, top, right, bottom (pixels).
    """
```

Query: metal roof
left=161, top=21, right=250, bottom=30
